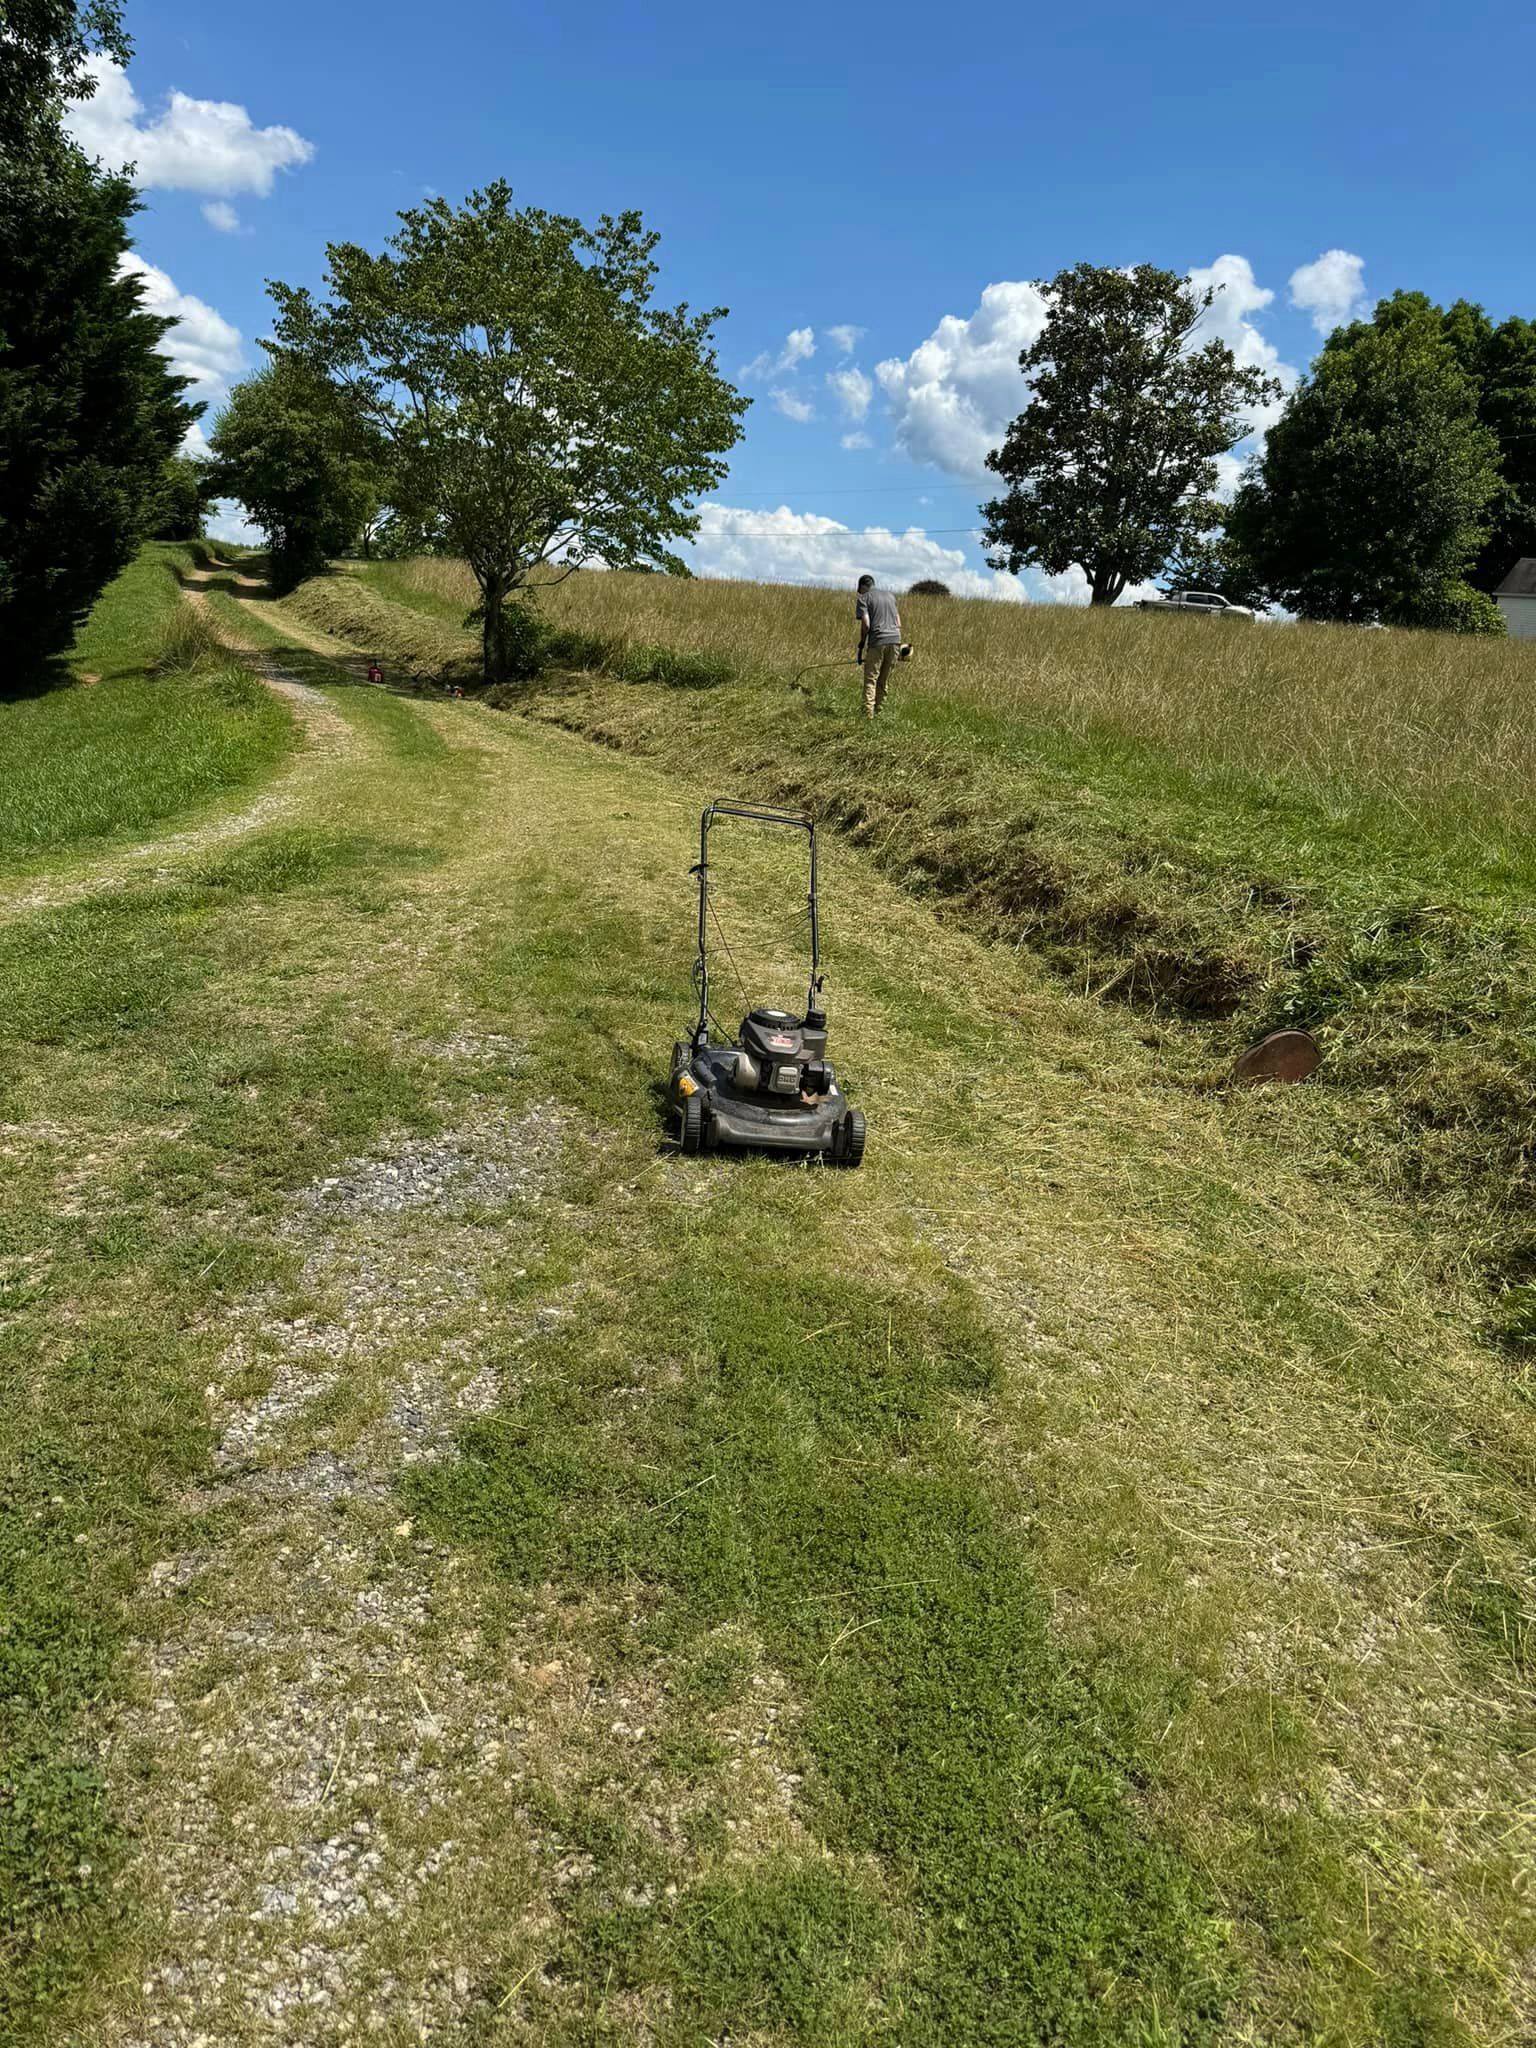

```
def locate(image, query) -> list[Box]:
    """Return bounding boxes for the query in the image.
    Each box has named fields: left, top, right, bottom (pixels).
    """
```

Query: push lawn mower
left=666, top=802, right=866, bottom=1166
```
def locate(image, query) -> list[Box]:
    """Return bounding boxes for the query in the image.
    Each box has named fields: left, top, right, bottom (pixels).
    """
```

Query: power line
left=703, top=526, right=985, bottom=540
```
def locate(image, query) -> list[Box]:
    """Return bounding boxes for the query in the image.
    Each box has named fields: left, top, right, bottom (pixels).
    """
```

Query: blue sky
left=67, top=0, right=1536, bottom=600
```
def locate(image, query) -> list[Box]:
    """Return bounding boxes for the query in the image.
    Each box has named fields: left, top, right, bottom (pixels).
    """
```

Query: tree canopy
left=1229, top=307, right=1502, bottom=627
left=0, top=4, right=198, bottom=686
left=266, top=182, right=747, bottom=681
left=1376, top=293, right=1536, bottom=592
left=981, top=262, right=1281, bottom=606
left=1159, top=520, right=1268, bottom=610
left=150, top=453, right=212, bottom=542
left=208, top=361, right=379, bottom=590
left=0, top=0, right=128, bottom=156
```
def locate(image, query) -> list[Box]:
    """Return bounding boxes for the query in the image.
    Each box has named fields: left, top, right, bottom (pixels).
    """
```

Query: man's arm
left=855, top=598, right=868, bottom=663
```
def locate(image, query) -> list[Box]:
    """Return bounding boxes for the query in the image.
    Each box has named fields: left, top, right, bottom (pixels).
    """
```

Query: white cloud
left=64, top=55, right=313, bottom=196
left=780, top=326, right=814, bottom=369
left=201, top=199, right=241, bottom=233
left=875, top=280, right=1050, bottom=478
left=206, top=501, right=265, bottom=545
left=739, top=325, right=816, bottom=381
left=840, top=431, right=872, bottom=451
left=1031, top=563, right=1163, bottom=607
left=1289, top=248, right=1367, bottom=334
left=120, top=253, right=244, bottom=402
left=685, top=503, right=1025, bottom=601
left=825, top=324, right=864, bottom=357
left=826, top=365, right=873, bottom=421
left=1186, top=252, right=1296, bottom=436
left=770, top=388, right=815, bottom=424
left=877, top=261, right=1304, bottom=486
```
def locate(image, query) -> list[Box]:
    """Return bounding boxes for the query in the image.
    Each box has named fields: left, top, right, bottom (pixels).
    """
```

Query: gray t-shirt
left=856, top=586, right=902, bottom=646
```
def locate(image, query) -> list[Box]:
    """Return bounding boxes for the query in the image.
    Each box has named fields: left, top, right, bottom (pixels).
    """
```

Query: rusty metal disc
left=1228, top=1028, right=1321, bottom=1087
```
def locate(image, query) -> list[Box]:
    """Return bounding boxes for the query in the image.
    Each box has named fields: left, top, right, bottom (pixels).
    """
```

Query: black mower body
left=667, top=804, right=866, bottom=1166
left=668, top=1014, right=863, bottom=1162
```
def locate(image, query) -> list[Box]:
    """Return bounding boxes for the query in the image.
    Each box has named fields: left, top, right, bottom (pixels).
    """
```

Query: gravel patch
left=296, top=1099, right=564, bottom=1220
left=102, top=1098, right=817, bottom=2044
left=102, top=1107, right=576, bottom=2043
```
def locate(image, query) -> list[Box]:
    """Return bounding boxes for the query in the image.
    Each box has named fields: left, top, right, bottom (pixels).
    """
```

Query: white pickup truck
left=1135, top=589, right=1258, bottom=619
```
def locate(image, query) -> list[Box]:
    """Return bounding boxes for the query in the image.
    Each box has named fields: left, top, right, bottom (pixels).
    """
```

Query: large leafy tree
left=0, top=0, right=128, bottom=155
left=1336, top=293, right=1536, bottom=592
left=208, top=361, right=379, bottom=590
left=1430, top=297, right=1536, bottom=591
left=981, top=262, right=1281, bottom=606
left=267, top=183, right=747, bottom=681
left=1, top=3, right=198, bottom=686
left=1229, top=310, right=1501, bottom=627
left=149, top=453, right=212, bottom=541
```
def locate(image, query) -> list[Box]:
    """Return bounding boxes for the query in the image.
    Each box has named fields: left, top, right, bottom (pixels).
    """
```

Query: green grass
left=0, top=695, right=468, bottom=2037
left=0, top=549, right=294, bottom=874
left=6, top=562, right=1534, bottom=2044
left=63, top=541, right=190, bottom=681
left=328, top=561, right=1536, bottom=1309
left=412, top=1199, right=1232, bottom=2042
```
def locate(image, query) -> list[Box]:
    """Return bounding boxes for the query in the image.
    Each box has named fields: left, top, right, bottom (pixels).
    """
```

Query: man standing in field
left=855, top=574, right=902, bottom=718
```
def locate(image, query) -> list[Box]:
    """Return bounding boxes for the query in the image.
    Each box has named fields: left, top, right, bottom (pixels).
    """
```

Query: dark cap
left=856, top=574, right=874, bottom=590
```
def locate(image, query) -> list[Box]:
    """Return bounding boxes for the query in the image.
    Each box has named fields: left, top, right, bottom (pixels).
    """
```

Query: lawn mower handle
left=692, top=802, right=820, bottom=1047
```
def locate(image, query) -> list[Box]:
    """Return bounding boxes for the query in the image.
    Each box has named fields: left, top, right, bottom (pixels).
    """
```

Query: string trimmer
left=790, top=644, right=914, bottom=689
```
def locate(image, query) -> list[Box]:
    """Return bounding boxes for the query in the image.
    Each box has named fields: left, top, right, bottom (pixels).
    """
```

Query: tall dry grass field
left=383, top=556, right=1536, bottom=868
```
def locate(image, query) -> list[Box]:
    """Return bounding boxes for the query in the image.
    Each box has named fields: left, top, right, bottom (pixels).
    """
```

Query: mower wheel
left=836, top=1108, right=866, bottom=1168
left=680, top=1092, right=705, bottom=1155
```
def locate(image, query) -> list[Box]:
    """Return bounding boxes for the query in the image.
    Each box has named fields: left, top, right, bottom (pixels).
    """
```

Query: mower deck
left=669, top=1042, right=861, bottom=1161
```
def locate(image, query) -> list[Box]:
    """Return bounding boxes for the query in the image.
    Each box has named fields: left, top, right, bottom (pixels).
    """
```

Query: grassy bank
left=0, top=548, right=295, bottom=875
left=373, top=555, right=1536, bottom=866
left=332, top=559, right=1536, bottom=1306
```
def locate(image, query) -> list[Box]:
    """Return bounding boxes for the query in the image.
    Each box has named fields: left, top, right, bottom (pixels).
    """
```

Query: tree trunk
left=1089, top=565, right=1128, bottom=606
left=480, top=572, right=507, bottom=683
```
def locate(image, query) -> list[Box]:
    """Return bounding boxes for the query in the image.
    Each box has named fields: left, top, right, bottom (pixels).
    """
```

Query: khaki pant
left=862, top=641, right=898, bottom=717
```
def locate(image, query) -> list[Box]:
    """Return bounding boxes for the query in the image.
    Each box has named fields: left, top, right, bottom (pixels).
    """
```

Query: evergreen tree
left=0, top=5, right=198, bottom=686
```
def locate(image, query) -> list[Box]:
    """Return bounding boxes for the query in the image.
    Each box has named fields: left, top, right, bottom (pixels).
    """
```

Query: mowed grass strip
left=407, top=869, right=1231, bottom=2044
left=8, top=551, right=1530, bottom=2046
left=353, top=727, right=1521, bottom=2044
left=0, top=668, right=463, bottom=2039
left=329, top=562, right=1536, bottom=1315
left=0, top=549, right=295, bottom=875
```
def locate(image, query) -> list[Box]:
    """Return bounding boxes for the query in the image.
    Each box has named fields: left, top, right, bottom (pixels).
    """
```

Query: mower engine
left=731, top=1008, right=832, bottom=1100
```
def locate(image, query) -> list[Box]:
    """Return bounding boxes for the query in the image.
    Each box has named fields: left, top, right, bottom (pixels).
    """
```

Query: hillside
left=4, top=551, right=1534, bottom=2046
left=305, top=560, right=1536, bottom=1312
